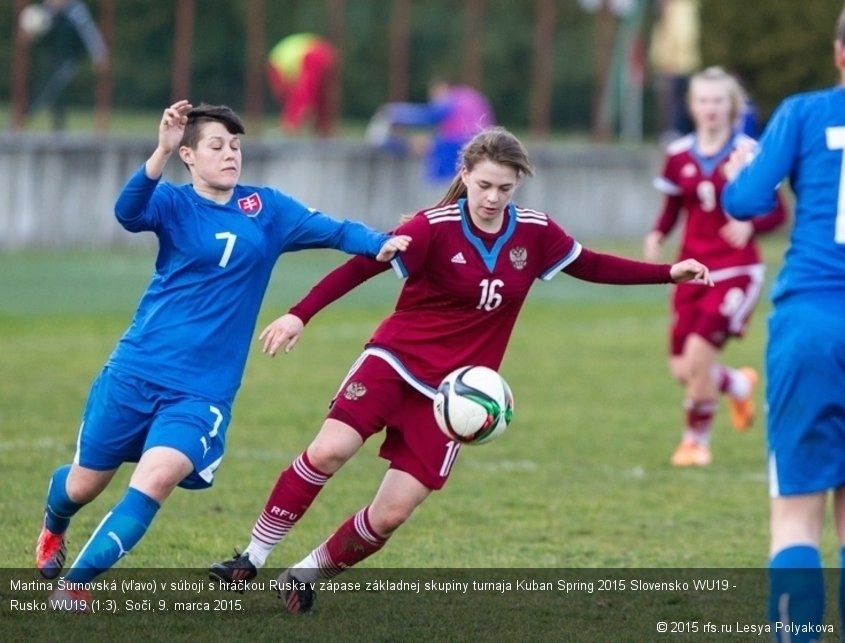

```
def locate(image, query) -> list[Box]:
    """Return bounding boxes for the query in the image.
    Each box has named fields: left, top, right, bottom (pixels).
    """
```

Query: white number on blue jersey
left=208, top=405, right=223, bottom=437
left=826, top=127, right=845, bottom=243
left=215, top=232, right=238, bottom=267
left=477, top=279, right=504, bottom=311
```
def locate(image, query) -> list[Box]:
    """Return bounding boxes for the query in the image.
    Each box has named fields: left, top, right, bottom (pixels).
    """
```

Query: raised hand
left=158, top=99, right=193, bottom=154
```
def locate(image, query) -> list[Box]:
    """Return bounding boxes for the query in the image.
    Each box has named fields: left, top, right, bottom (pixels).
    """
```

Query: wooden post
left=591, top=0, right=617, bottom=142
left=94, top=0, right=115, bottom=132
left=10, top=0, right=31, bottom=131
left=388, top=0, right=412, bottom=101
left=463, top=0, right=484, bottom=89
left=326, top=0, right=346, bottom=130
left=530, top=0, right=556, bottom=138
left=592, top=0, right=616, bottom=142
left=244, top=0, right=265, bottom=134
left=171, top=0, right=195, bottom=102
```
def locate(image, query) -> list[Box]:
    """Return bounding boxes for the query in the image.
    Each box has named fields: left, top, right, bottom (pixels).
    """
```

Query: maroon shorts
left=327, top=354, right=461, bottom=491
left=670, top=268, right=764, bottom=356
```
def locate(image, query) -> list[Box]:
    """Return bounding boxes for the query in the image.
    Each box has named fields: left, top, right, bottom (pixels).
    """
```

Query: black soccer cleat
left=209, top=551, right=258, bottom=591
left=278, top=569, right=314, bottom=614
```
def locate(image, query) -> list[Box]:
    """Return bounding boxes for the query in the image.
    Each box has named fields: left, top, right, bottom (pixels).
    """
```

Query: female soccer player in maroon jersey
left=210, top=126, right=711, bottom=613
left=643, top=67, right=786, bottom=468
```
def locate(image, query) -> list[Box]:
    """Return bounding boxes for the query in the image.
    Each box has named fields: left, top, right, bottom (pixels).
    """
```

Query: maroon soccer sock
left=293, top=506, right=387, bottom=581
left=244, top=451, right=331, bottom=566
left=712, top=364, right=752, bottom=399
left=713, top=365, right=731, bottom=394
left=684, top=398, right=716, bottom=445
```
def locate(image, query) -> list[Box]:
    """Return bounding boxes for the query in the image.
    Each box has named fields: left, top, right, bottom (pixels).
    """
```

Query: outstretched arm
left=388, top=99, right=452, bottom=127
left=722, top=100, right=798, bottom=218
left=262, top=214, right=429, bottom=356
left=564, top=248, right=711, bottom=285
left=260, top=255, right=392, bottom=356
left=66, top=0, right=108, bottom=68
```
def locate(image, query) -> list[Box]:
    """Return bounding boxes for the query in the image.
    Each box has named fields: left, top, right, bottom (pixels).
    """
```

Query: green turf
left=2, top=240, right=841, bottom=639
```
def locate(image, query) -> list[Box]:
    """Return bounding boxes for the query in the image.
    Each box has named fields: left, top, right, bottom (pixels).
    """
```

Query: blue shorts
left=74, top=367, right=231, bottom=490
left=766, top=295, right=845, bottom=496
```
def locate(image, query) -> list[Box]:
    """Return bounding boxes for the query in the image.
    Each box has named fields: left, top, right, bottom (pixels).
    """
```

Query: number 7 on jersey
left=215, top=232, right=237, bottom=267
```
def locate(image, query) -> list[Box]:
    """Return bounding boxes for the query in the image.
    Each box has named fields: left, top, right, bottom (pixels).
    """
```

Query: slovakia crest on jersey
left=509, top=246, right=528, bottom=270
left=237, top=192, right=263, bottom=217
left=681, top=163, right=697, bottom=178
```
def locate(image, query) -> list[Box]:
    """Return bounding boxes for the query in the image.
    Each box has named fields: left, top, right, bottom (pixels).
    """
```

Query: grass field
left=2, top=239, right=841, bottom=640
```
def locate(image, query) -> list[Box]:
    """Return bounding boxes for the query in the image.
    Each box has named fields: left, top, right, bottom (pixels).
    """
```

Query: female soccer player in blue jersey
left=36, top=100, right=409, bottom=610
left=722, top=7, right=845, bottom=640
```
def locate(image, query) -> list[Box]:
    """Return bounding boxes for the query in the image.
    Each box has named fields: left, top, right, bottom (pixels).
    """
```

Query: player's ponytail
left=435, top=176, right=467, bottom=208
left=433, top=127, right=533, bottom=208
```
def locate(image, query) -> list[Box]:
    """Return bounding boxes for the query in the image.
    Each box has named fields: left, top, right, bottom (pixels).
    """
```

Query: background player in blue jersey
left=722, top=7, right=845, bottom=639
left=37, top=100, right=409, bottom=610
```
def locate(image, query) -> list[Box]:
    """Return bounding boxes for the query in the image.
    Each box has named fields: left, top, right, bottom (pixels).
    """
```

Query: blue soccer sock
left=768, top=545, right=824, bottom=643
left=44, top=464, right=84, bottom=534
left=64, top=487, right=160, bottom=585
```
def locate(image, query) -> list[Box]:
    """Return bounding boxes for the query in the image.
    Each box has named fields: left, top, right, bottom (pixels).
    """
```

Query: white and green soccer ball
left=433, top=366, right=514, bottom=446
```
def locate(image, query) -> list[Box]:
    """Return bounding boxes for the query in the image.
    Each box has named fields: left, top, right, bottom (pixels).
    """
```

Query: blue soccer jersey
left=722, top=86, right=845, bottom=497
left=108, top=166, right=389, bottom=402
left=722, top=86, right=845, bottom=302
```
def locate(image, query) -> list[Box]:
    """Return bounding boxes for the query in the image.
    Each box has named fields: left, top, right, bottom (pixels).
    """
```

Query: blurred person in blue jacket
left=368, top=77, right=495, bottom=184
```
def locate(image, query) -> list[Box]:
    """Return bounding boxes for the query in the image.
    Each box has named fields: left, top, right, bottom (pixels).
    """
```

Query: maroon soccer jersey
left=290, top=201, right=576, bottom=387
left=290, top=199, right=673, bottom=389
left=652, top=134, right=786, bottom=271
left=369, top=202, right=580, bottom=386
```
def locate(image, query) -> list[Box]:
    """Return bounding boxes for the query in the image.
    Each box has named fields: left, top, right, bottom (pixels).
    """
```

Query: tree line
left=0, top=0, right=842, bottom=136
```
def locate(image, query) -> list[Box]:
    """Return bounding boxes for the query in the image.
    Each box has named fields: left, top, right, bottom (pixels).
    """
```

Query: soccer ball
left=433, top=366, right=514, bottom=445
left=19, top=4, right=52, bottom=38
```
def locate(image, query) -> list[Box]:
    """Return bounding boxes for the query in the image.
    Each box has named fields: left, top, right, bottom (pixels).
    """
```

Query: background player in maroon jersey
left=210, top=126, right=712, bottom=613
left=643, top=67, right=786, bottom=468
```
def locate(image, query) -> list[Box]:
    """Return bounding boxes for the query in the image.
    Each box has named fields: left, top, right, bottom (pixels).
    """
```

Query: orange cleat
left=670, top=439, right=712, bottom=467
left=35, top=521, right=66, bottom=580
left=729, top=367, right=758, bottom=432
left=49, top=586, right=93, bottom=613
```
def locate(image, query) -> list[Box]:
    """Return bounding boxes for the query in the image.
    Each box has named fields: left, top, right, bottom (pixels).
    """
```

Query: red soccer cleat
left=35, top=521, right=67, bottom=580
